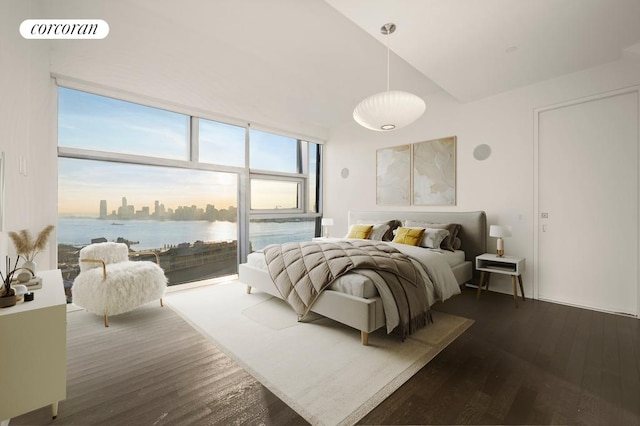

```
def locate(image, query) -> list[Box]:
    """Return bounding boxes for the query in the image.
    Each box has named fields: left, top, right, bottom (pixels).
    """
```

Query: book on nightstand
left=12, top=276, right=43, bottom=290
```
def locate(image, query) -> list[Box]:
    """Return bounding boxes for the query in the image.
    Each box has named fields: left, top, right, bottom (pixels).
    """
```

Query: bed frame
left=238, top=210, right=486, bottom=345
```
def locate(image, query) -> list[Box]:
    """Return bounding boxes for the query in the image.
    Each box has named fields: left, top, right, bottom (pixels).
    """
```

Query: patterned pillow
left=421, top=228, right=451, bottom=249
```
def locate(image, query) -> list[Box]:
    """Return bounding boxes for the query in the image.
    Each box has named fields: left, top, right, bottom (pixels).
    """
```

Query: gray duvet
left=263, top=240, right=430, bottom=340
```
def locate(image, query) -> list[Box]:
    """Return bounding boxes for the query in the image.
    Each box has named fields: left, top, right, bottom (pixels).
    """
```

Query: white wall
left=0, top=0, right=56, bottom=272
left=324, top=55, right=640, bottom=298
left=3, top=0, right=640, bottom=303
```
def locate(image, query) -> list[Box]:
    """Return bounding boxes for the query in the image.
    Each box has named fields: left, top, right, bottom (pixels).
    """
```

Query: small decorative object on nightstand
left=475, top=253, right=526, bottom=308
left=489, top=225, right=511, bottom=257
left=321, top=218, right=334, bottom=238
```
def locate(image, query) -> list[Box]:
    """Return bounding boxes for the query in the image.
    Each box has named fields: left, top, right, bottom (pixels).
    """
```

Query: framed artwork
left=413, top=136, right=456, bottom=205
left=376, top=144, right=410, bottom=205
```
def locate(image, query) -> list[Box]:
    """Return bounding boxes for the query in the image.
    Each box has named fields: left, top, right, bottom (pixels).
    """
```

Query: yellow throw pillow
left=392, top=227, right=425, bottom=246
left=345, top=224, right=374, bottom=239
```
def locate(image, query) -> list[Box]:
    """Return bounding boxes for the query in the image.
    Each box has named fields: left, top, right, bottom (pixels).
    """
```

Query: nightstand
left=475, top=253, right=526, bottom=308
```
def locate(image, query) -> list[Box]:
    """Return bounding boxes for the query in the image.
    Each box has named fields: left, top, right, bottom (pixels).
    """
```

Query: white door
left=537, top=90, right=639, bottom=315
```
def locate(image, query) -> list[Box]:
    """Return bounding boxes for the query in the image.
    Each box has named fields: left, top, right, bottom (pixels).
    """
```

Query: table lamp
left=321, top=218, right=334, bottom=238
left=489, top=225, right=512, bottom=257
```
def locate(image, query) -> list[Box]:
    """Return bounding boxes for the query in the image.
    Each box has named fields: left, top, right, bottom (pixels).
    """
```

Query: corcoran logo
left=20, top=19, right=109, bottom=39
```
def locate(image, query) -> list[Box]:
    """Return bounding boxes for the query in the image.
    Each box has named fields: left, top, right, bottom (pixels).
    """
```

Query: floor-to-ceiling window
left=57, top=85, right=322, bottom=291
left=247, top=128, right=320, bottom=251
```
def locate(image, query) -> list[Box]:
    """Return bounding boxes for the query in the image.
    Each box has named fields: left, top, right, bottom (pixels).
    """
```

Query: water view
left=57, top=217, right=316, bottom=289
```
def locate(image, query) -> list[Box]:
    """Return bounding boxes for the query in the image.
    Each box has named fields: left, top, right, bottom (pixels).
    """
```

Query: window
left=58, top=87, right=190, bottom=160
left=248, top=218, right=316, bottom=252
left=308, top=142, right=320, bottom=213
left=58, top=158, right=238, bottom=286
left=57, top=85, right=322, bottom=288
left=199, top=118, right=245, bottom=167
left=249, top=129, right=298, bottom=173
left=250, top=178, right=300, bottom=210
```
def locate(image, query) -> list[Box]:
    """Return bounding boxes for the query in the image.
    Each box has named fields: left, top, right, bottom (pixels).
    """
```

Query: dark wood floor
left=361, top=288, right=640, bottom=425
left=12, top=287, right=640, bottom=425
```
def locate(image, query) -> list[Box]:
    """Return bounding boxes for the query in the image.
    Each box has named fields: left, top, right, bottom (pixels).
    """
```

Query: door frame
left=533, top=85, right=640, bottom=316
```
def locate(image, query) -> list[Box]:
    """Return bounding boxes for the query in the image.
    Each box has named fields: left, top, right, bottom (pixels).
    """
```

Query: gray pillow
left=404, top=221, right=461, bottom=251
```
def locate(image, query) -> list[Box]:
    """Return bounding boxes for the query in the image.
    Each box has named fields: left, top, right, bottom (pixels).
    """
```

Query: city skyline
left=98, top=196, right=237, bottom=222
left=58, top=157, right=238, bottom=216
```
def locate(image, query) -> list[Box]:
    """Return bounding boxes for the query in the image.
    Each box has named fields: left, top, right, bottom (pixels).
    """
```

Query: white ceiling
left=46, top=0, right=640, bottom=138
left=325, top=0, right=640, bottom=102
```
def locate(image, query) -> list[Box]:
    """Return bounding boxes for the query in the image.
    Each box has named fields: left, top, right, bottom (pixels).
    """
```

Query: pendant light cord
left=386, top=30, right=390, bottom=92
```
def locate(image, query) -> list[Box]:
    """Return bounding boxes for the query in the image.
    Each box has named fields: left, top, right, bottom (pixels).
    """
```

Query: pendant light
left=353, top=23, right=426, bottom=131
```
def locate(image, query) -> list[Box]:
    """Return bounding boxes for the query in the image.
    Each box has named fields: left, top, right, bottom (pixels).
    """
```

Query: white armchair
left=72, top=242, right=167, bottom=327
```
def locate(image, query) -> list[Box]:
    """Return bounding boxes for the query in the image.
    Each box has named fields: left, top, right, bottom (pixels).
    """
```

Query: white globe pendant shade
left=353, top=23, right=426, bottom=131
left=353, top=90, right=426, bottom=131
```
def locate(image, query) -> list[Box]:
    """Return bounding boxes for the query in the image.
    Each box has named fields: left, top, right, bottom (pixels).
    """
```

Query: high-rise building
left=99, top=200, right=107, bottom=219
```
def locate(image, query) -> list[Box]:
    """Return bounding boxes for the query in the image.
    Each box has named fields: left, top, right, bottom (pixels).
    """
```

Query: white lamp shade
left=353, top=90, right=426, bottom=131
left=489, top=225, right=512, bottom=238
left=321, top=218, right=334, bottom=226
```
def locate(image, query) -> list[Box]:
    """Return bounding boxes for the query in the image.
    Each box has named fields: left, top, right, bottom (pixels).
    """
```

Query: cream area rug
left=165, top=282, right=473, bottom=426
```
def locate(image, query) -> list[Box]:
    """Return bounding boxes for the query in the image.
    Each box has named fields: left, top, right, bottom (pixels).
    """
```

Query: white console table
left=0, top=269, right=67, bottom=423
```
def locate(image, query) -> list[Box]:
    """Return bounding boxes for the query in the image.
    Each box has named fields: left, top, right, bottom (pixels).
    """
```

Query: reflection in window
left=250, top=179, right=300, bottom=210
left=199, top=119, right=245, bottom=167
left=57, top=158, right=238, bottom=286
left=58, top=87, right=190, bottom=160
left=249, top=129, right=298, bottom=173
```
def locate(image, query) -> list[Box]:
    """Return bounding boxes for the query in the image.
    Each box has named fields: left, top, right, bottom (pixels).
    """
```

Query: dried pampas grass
left=8, top=225, right=55, bottom=262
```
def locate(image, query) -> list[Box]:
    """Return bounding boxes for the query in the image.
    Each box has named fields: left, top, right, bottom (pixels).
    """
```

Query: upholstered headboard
left=348, top=210, right=487, bottom=264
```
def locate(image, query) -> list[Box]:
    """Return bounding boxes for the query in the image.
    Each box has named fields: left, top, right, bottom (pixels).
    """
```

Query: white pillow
left=421, top=228, right=450, bottom=249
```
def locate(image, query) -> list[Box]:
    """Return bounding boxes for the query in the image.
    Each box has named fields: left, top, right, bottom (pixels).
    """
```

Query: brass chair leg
left=160, top=298, right=164, bottom=307
left=246, top=285, right=252, bottom=294
left=104, top=313, right=109, bottom=327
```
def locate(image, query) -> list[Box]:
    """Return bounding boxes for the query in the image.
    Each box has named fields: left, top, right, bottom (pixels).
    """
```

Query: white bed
left=238, top=210, right=487, bottom=345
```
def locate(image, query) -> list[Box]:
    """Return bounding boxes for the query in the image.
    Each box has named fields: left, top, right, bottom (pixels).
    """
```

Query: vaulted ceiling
left=46, top=0, right=640, bottom=139
left=326, top=0, right=640, bottom=102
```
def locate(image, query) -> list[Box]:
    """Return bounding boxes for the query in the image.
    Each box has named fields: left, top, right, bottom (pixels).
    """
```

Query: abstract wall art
left=413, top=136, right=456, bottom=205
left=376, top=144, right=411, bottom=205
left=375, top=136, right=457, bottom=206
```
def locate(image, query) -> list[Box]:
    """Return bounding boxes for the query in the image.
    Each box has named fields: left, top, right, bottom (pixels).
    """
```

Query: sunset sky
left=58, top=158, right=238, bottom=216
left=57, top=88, right=301, bottom=216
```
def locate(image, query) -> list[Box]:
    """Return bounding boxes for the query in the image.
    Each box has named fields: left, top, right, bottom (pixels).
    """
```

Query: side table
left=0, top=269, right=67, bottom=422
left=475, top=253, right=526, bottom=308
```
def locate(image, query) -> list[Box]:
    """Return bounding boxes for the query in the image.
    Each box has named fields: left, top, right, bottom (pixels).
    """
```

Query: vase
left=22, top=260, right=37, bottom=275
left=0, top=290, right=17, bottom=308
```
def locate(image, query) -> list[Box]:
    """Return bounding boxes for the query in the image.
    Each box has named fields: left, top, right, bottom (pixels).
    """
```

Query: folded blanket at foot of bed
left=263, top=240, right=429, bottom=339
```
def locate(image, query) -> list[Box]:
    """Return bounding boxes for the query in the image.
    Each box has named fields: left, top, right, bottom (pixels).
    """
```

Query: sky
left=58, top=157, right=238, bottom=216
left=57, top=87, right=306, bottom=216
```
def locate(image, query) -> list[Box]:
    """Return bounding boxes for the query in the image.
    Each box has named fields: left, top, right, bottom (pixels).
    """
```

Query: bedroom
left=2, top=0, right=640, bottom=424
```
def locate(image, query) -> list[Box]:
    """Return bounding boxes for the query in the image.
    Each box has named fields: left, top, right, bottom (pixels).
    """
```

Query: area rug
left=165, top=282, right=473, bottom=426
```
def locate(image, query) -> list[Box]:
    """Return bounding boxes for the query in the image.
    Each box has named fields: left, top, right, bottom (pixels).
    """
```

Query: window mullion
left=191, top=117, right=199, bottom=163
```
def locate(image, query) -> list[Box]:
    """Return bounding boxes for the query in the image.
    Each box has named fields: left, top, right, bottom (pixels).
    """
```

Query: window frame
left=249, top=174, right=305, bottom=214
left=55, top=79, right=323, bottom=270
